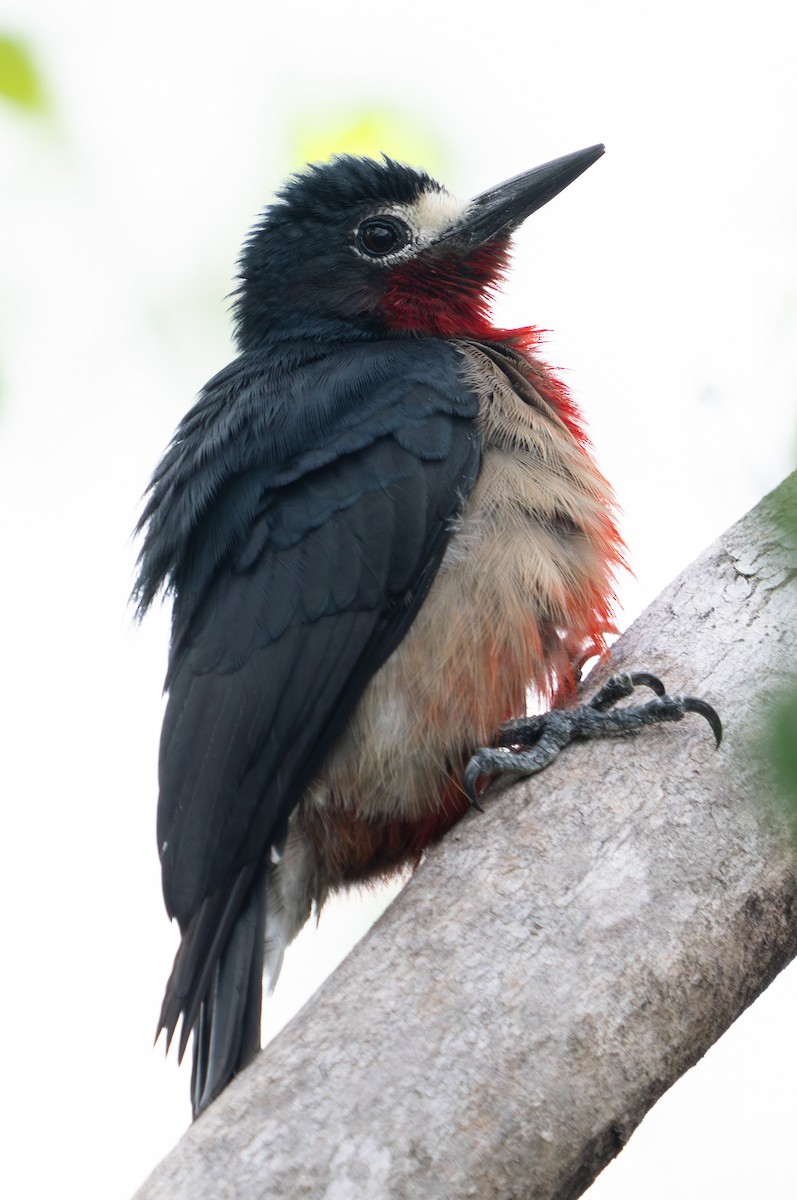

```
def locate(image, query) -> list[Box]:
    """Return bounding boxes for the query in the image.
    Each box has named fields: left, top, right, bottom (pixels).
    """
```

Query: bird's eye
left=356, top=216, right=410, bottom=258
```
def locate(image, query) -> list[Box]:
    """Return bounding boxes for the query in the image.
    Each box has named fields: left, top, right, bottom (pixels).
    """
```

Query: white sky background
left=1, top=1, right=796, bottom=1196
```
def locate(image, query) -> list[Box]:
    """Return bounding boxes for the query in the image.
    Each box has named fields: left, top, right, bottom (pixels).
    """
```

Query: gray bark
left=135, top=474, right=797, bottom=1200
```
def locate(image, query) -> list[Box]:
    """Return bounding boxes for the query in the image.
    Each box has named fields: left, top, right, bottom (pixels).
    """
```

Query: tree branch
left=135, top=474, right=797, bottom=1200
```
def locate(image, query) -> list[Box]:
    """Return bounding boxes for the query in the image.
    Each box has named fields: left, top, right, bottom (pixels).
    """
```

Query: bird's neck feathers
left=377, top=242, right=590, bottom=450
left=378, top=241, right=511, bottom=340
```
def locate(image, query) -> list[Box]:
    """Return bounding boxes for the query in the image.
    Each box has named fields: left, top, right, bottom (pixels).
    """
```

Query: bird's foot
left=464, top=672, right=722, bottom=809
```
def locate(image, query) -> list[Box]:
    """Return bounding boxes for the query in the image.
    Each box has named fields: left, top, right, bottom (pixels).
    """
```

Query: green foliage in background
left=771, top=693, right=797, bottom=807
left=769, top=471, right=797, bottom=815
left=0, top=34, right=47, bottom=113
left=287, top=104, right=449, bottom=177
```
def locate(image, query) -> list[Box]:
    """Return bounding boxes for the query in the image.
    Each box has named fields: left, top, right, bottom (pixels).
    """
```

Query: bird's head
left=234, top=146, right=604, bottom=349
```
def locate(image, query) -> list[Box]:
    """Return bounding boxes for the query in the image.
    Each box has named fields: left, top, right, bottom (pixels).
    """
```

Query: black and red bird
left=135, top=147, right=720, bottom=1117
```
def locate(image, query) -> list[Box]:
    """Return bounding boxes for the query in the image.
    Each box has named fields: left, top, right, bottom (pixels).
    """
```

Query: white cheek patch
left=408, top=189, right=472, bottom=244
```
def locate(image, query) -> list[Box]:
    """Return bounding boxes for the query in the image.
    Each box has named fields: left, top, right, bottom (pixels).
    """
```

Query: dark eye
left=356, top=216, right=410, bottom=258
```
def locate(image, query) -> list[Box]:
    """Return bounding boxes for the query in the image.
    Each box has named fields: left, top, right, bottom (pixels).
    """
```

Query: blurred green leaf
left=766, top=470, right=797, bottom=819
left=772, top=691, right=797, bottom=809
left=288, top=103, right=448, bottom=176
left=0, top=34, right=47, bottom=112
left=773, top=467, right=797, bottom=547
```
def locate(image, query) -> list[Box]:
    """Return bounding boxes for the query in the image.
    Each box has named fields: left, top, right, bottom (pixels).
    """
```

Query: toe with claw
left=464, top=673, right=722, bottom=807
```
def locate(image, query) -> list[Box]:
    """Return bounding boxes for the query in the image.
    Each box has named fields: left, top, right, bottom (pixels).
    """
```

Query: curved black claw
left=628, top=672, right=666, bottom=696
left=589, top=671, right=665, bottom=712
left=464, top=745, right=534, bottom=810
left=464, top=759, right=484, bottom=812
left=682, top=697, right=723, bottom=747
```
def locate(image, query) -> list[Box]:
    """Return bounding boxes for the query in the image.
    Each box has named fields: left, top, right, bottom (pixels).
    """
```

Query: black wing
left=135, top=340, right=480, bottom=1112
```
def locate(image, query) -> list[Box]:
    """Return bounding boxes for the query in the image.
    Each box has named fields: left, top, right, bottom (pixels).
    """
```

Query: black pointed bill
left=444, top=144, right=605, bottom=248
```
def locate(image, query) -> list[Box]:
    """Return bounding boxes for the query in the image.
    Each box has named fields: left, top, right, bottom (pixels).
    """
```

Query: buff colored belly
left=307, top=345, right=618, bottom=845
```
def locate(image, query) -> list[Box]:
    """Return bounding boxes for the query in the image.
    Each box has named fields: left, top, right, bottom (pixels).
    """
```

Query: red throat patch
left=379, top=241, right=511, bottom=340
left=379, top=243, right=591, bottom=451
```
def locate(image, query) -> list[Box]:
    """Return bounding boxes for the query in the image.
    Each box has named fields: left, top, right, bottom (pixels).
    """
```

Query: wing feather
left=136, top=340, right=480, bottom=1077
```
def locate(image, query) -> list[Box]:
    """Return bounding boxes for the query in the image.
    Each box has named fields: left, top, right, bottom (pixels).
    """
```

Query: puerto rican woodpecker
left=134, top=146, right=721, bottom=1117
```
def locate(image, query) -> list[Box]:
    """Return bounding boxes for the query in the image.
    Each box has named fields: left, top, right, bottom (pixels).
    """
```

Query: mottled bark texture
left=136, top=474, right=797, bottom=1200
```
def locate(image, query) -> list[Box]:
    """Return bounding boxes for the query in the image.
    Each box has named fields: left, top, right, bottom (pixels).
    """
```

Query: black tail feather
left=189, top=877, right=267, bottom=1118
